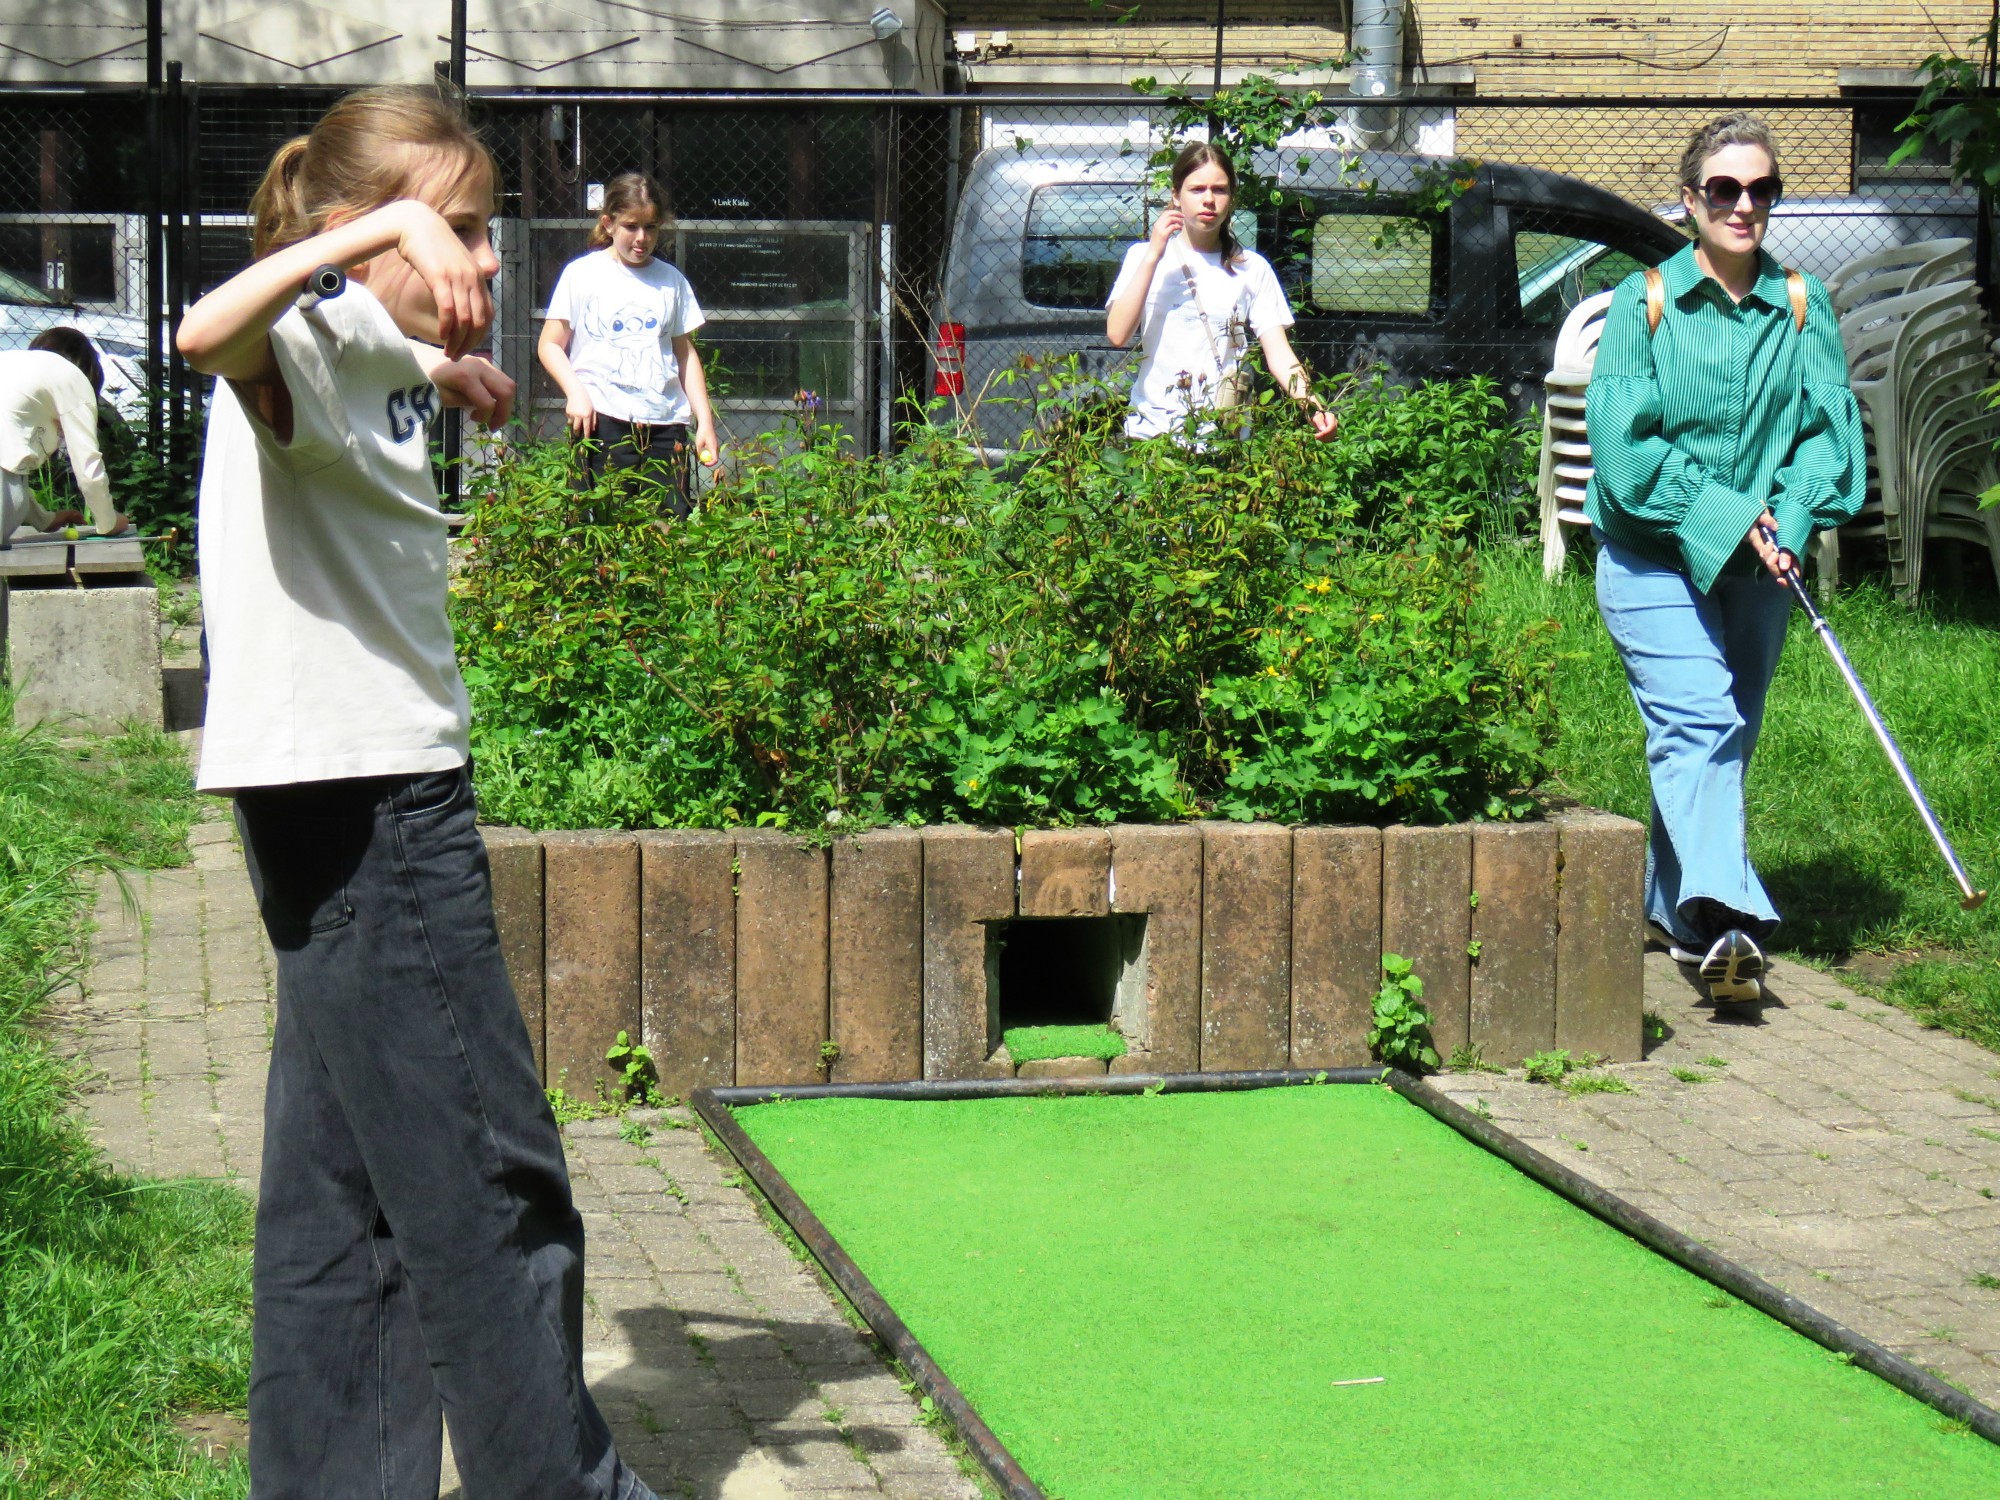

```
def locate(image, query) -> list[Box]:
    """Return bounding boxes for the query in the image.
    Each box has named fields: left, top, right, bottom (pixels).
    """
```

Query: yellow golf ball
left=698, top=448, right=716, bottom=466
left=61, top=526, right=79, bottom=541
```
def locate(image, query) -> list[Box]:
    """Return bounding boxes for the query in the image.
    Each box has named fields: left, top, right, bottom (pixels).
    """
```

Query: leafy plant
left=1894, top=13, right=2000, bottom=200
left=453, top=374, right=1555, bottom=832
left=605, top=1029, right=662, bottom=1106
left=1522, top=1049, right=1577, bottom=1084
left=1367, top=953, right=1438, bottom=1072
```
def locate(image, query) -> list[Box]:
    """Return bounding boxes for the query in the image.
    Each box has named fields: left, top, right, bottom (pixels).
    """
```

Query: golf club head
left=1960, top=890, right=1988, bottom=912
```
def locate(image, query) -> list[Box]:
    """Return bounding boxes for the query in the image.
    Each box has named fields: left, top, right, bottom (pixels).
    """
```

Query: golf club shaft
left=1762, top=530, right=1986, bottom=911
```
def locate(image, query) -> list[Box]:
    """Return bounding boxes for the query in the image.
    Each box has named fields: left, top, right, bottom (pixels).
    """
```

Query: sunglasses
left=1695, top=175, right=1783, bottom=212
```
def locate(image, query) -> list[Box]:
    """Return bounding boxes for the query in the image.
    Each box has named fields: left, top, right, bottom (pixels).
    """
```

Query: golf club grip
left=298, top=264, right=347, bottom=309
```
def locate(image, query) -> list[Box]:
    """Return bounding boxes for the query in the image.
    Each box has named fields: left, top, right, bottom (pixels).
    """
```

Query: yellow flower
left=1306, top=577, right=1332, bottom=595
left=966, top=778, right=980, bottom=792
left=1369, top=612, right=1385, bottom=623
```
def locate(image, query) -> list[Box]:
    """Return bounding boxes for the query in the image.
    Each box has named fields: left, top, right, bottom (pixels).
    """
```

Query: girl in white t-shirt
left=176, top=85, right=661, bottom=1500
left=538, top=171, right=719, bottom=518
left=1106, top=142, right=1337, bottom=442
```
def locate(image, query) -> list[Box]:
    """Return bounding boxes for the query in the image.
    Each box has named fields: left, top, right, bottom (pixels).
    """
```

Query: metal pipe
left=1763, top=529, right=1986, bottom=910
left=1349, top=0, right=1407, bottom=140
left=449, top=0, right=468, bottom=91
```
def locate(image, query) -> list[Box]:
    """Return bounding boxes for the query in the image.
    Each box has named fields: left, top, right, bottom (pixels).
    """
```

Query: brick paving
left=53, top=810, right=2000, bottom=1492
left=56, top=809, right=981, bottom=1500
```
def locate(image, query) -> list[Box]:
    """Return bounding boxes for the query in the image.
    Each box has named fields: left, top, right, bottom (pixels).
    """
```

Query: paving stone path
left=55, top=814, right=2000, bottom=1495
left=58, top=813, right=981, bottom=1500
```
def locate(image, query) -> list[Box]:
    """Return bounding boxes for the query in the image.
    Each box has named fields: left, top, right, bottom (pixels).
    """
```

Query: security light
left=870, top=6, right=904, bottom=41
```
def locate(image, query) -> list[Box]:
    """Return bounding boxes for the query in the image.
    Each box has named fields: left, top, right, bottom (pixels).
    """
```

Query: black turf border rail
left=692, top=1070, right=2000, bottom=1500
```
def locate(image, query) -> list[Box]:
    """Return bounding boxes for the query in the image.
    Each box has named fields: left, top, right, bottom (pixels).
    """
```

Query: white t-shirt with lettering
left=1106, top=238, right=1292, bottom=439
left=195, top=282, right=469, bottom=792
left=545, top=249, right=706, bottom=425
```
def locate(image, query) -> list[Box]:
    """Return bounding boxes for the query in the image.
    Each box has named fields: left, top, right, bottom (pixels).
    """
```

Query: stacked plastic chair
left=1820, top=237, right=1993, bottom=598
left=1537, top=290, right=1615, bottom=578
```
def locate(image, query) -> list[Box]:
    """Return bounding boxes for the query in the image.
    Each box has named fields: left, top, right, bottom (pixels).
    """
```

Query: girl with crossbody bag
left=1105, top=142, right=1336, bottom=442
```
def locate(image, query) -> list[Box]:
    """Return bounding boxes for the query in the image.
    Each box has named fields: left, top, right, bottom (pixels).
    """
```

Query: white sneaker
left=1647, top=922, right=1703, bottom=966
left=1698, top=930, right=1765, bottom=1005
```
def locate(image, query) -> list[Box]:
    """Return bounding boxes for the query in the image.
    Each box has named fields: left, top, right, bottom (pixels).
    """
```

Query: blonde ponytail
left=250, top=137, right=313, bottom=259
left=247, top=84, right=494, bottom=259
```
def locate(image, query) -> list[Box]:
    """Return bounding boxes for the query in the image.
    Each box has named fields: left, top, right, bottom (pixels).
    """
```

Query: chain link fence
left=0, top=85, right=1978, bottom=504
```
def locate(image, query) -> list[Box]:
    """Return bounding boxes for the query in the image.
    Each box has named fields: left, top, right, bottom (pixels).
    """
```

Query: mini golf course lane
left=735, top=1086, right=2000, bottom=1500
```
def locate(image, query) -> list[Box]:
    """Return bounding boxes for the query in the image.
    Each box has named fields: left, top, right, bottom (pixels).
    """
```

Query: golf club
left=1761, top=523, right=1986, bottom=911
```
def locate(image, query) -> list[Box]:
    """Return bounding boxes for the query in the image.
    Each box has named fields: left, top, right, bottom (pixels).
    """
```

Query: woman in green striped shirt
left=1585, top=112, right=1866, bottom=1004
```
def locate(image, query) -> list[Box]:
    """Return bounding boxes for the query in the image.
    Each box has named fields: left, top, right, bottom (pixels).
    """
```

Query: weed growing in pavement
left=1368, top=954, right=1439, bottom=1073
left=1446, top=1043, right=1504, bottom=1074
left=606, top=1030, right=666, bottom=1107
left=1953, top=1089, right=2000, bottom=1110
left=1827, top=999, right=1848, bottom=1010
left=618, top=1117, right=654, bottom=1147
left=1563, top=1073, right=1635, bottom=1096
left=1643, top=1010, right=1671, bottom=1041
left=1698, top=1055, right=1729, bottom=1069
left=1670, top=1067, right=1714, bottom=1085
left=1969, top=1273, right=2000, bottom=1290
left=1970, top=1127, right=2000, bottom=1145
left=1523, top=1049, right=1605, bottom=1085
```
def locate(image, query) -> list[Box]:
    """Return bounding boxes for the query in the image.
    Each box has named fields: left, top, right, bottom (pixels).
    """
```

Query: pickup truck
left=928, top=145, right=1688, bottom=452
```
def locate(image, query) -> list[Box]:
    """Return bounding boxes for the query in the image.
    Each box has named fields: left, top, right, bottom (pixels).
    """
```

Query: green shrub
left=452, top=375, right=1555, bottom=831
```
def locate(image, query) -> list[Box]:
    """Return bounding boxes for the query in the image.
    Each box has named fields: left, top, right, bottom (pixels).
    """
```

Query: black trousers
left=578, top=415, right=692, bottom=520
left=234, top=768, right=657, bottom=1500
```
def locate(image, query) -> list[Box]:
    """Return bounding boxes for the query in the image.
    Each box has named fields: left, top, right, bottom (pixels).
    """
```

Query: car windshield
left=0, top=268, right=64, bottom=308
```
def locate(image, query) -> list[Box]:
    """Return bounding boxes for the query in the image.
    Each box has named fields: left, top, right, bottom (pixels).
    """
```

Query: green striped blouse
left=1584, top=242, right=1866, bottom=594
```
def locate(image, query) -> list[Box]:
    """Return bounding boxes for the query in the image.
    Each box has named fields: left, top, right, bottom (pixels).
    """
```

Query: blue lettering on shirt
left=386, top=383, right=439, bottom=443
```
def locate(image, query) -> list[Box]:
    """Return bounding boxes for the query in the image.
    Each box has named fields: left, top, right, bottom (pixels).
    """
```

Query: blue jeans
left=235, top=768, right=657, bottom=1500
left=1594, top=538, right=1791, bottom=946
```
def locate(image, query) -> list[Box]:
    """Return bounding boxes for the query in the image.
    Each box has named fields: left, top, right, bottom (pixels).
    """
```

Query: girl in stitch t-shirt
left=1106, top=142, right=1337, bottom=442
left=539, top=170, right=720, bottom=518
left=176, top=85, right=662, bottom=1500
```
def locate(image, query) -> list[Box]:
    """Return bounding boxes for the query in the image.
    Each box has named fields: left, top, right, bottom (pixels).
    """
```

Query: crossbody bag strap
left=1643, top=263, right=1809, bottom=336
left=1175, top=240, right=1240, bottom=386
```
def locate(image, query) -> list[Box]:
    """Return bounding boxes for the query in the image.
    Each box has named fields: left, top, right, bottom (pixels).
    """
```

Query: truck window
left=1023, top=184, right=1146, bottom=309
left=1022, top=183, right=1258, bottom=309
left=1514, top=229, right=1647, bottom=326
left=1306, top=210, right=1440, bottom=317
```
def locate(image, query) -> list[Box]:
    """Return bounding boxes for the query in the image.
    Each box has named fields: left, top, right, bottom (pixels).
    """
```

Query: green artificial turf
left=738, top=1086, right=2000, bottom=1500
left=1003, top=1024, right=1129, bottom=1064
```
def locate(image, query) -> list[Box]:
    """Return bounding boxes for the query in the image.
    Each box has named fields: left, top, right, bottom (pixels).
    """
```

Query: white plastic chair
left=1537, top=292, right=1618, bottom=577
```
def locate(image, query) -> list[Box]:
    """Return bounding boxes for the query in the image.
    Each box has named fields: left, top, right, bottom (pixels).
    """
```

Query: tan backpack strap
left=1643, top=266, right=1665, bottom=336
left=1786, top=268, right=1808, bottom=332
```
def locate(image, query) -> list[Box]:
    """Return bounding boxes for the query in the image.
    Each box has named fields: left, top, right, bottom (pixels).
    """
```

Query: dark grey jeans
left=235, top=768, right=655, bottom=1500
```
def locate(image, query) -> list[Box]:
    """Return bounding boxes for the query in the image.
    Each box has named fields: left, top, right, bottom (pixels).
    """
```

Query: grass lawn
left=1479, top=544, right=2000, bottom=1050
left=0, top=716, right=251, bottom=1500
left=738, top=1087, right=2000, bottom=1499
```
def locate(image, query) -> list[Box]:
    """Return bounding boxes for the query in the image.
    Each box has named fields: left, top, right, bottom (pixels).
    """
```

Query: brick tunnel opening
left=990, top=914, right=1147, bottom=1034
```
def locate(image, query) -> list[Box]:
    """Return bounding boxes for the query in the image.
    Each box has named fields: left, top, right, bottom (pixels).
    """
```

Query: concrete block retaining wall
left=480, top=813, right=1646, bottom=1097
